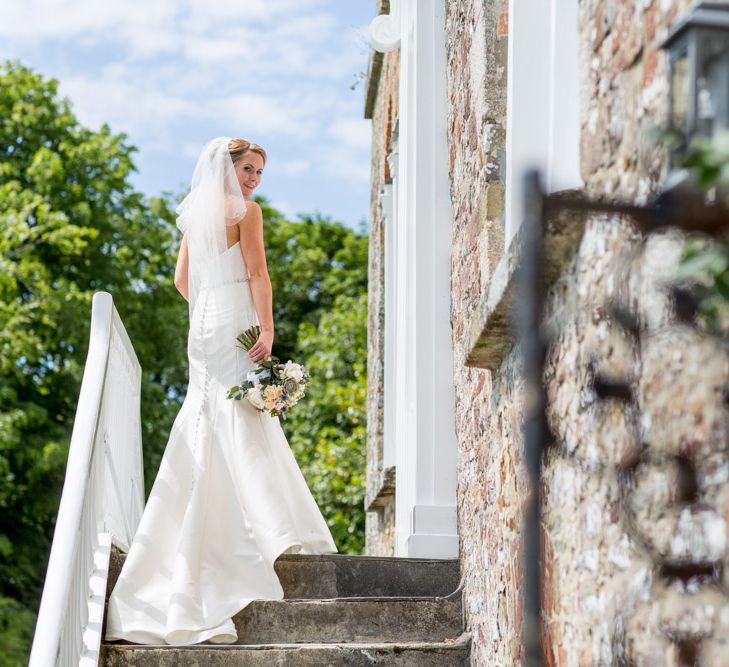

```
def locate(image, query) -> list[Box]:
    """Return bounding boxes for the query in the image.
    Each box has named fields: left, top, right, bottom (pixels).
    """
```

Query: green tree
left=259, top=204, right=368, bottom=360
left=286, top=292, right=368, bottom=554
left=0, top=58, right=368, bottom=662
left=0, top=58, right=188, bottom=665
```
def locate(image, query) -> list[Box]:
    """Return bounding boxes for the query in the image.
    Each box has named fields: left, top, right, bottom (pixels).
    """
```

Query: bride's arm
left=237, top=201, right=274, bottom=360
left=174, top=233, right=189, bottom=302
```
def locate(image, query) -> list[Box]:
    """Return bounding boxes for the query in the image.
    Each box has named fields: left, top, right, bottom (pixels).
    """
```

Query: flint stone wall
left=444, top=0, right=729, bottom=665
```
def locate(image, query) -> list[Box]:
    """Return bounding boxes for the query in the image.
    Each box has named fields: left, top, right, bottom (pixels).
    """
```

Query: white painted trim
left=29, top=293, right=113, bottom=667
left=505, top=0, right=551, bottom=245
left=380, top=164, right=397, bottom=470
left=547, top=0, right=581, bottom=192
left=408, top=504, right=460, bottom=559
left=369, top=0, right=403, bottom=52
left=505, top=0, right=582, bottom=244
left=384, top=0, right=458, bottom=559
left=79, top=533, right=111, bottom=667
left=29, top=292, right=145, bottom=667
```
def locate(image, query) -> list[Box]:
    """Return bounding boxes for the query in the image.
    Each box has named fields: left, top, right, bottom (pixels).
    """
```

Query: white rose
left=247, top=386, right=265, bottom=410
left=283, top=361, right=304, bottom=382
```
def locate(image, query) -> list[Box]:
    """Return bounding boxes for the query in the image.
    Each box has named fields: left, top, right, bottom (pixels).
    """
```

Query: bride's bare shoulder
left=236, top=200, right=260, bottom=226
left=243, top=200, right=262, bottom=216
left=237, top=201, right=263, bottom=241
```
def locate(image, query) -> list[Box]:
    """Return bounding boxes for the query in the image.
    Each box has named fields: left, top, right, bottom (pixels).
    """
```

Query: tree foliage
left=0, top=59, right=367, bottom=663
left=661, top=130, right=729, bottom=334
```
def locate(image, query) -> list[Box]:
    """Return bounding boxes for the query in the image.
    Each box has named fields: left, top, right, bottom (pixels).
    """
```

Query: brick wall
left=366, top=0, right=729, bottom=662
left=443, top=0, right=527, bottom=664
left=442, top=0, right=729, bottom=664
left=364, top=0, right=399, bottom=556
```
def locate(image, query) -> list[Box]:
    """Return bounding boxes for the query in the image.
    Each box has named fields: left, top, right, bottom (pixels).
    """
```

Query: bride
left=105, top=137, right=338, bottom=646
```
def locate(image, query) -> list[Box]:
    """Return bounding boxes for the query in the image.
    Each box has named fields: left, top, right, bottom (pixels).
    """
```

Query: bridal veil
left=175, top=137, right=247, bottom=321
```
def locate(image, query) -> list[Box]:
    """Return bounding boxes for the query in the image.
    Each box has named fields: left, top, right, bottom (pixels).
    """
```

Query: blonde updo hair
left=228, top=138, right=267, bottom=166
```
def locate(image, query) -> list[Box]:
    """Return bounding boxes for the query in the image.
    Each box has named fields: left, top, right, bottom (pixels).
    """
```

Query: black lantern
left=662, top=1, right=729, bottom=144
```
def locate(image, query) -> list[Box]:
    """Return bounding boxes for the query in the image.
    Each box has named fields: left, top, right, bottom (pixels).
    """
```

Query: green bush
left=0, top=58, right=367, bottom=662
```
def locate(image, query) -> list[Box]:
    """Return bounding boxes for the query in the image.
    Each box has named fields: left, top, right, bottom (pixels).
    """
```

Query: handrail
left=29, top=292, right=145, bottom=667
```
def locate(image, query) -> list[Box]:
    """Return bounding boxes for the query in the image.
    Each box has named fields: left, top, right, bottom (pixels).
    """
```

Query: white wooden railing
left=29, top=292, right=145, bottom=667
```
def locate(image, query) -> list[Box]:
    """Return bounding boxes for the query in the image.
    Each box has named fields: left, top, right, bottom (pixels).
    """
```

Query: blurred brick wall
left=444, top=0, right=729, bottom=665
left=366, top=0, right=729, bottom=662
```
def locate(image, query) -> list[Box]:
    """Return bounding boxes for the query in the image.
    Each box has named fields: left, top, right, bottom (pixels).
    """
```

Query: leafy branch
left=660, top=129, right=729, bottom=333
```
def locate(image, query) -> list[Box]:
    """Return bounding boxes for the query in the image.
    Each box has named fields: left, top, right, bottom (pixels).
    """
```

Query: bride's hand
left=248, top=329, right=274, bottom=363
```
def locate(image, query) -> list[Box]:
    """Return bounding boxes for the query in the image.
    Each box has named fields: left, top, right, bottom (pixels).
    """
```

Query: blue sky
left=0, top=1, right=375, bottom=231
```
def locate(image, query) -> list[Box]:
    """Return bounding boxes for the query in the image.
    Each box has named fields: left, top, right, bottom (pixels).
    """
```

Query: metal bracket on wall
left=517, top=170, right=729, bottom=666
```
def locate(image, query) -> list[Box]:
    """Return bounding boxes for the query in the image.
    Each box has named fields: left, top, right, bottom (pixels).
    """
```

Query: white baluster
left=29, top=292, right=146, bottom=667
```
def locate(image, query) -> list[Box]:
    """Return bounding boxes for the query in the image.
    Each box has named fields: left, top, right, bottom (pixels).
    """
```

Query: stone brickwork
left=540, top=220, right=729, bottom=665
left=364, top=0, right=399, bottom=557
left=444, top=1, right=522, bottom=665
left=536, top=1, right=729, bottom=663
left=366, top=0, right=729, bottom=663
left=442, top=0, right=729, bottom=664
left=579, top=0, right=692, bottom=200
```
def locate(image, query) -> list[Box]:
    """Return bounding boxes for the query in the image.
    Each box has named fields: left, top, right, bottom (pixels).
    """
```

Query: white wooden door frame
left=370, top=0, right=458, bottom=559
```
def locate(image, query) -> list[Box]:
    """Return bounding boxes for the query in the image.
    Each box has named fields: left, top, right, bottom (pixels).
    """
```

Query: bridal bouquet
left=226, top=325, right=309, bottom=418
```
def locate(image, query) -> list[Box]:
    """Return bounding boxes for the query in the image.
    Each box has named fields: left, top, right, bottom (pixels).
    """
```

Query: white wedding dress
left=105, top=240, right=338, bottom=645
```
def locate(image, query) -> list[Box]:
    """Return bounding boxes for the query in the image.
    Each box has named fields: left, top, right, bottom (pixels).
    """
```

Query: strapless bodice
left=199, top=241, right=250, bottom=290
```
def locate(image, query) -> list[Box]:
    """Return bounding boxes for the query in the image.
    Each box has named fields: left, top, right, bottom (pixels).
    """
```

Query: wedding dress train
left=105, top=241, right=338, bottom=645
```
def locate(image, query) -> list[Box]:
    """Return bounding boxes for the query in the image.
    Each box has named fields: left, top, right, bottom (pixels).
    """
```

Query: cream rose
left=264, top=385, right=284, bottom=401
left=282, top=361, right=304, bottom=382
left=247, top=386, right=266, bottom=410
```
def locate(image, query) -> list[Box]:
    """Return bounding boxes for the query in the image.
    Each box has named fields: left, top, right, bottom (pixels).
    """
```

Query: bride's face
left=234, top=151, right=265, bottom=197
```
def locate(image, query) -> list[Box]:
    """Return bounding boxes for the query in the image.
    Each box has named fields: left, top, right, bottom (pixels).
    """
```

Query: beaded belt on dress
left=201, top=276, right=250, bottom=290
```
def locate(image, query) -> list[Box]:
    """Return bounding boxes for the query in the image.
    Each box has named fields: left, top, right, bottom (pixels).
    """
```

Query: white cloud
left=10, top=0, right=370, bottom=139
left=205, top=92, right=317, bottom=136
left=183, top=0, right=326, bottom=29
left=321, top=144, right=370, bottom=184
left=0, top=0, right=327, bottom=43
left=1, top=0, right=374, bottom=223
left=0, top=0, right=344, bottom=73
left=57, top=74, right=325, bottom=142
left=0, top=0, right=177, bottom=42
left=182, top=142, right=205, bottom=159
left=281, top=159, right=310, bottom=176
left=269, top=199, right=301, bottom=220
left=318, top=116, right=372, bottom=183
left=329, top=117, right=371, bottom=150
left=58, top=75, right=195, bottom=135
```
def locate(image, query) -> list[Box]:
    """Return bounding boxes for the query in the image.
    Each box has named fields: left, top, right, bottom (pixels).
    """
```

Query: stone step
left=107, top=547, right=461, bottom=600
left=230, top=591, right=464, bottom=644
left=275, top=553, right=461, bottom=599
left=102, top=633, right=472, bottom=666
left=106, top=589, right=464, bottom=646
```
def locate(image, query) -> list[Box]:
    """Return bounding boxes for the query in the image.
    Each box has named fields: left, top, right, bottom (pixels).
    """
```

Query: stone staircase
left=101, top=548, right=472, bottom=665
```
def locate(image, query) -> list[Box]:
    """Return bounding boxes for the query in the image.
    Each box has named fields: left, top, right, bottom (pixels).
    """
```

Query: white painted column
left=370, top=0, right=459, bottom=559
left=505, top=0, right=581, bottom=242
left=380, top=134, right=396, bottom=470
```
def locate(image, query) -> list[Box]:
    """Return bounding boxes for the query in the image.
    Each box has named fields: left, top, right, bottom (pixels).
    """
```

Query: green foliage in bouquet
left=226, top=326, right=310, bottom=418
